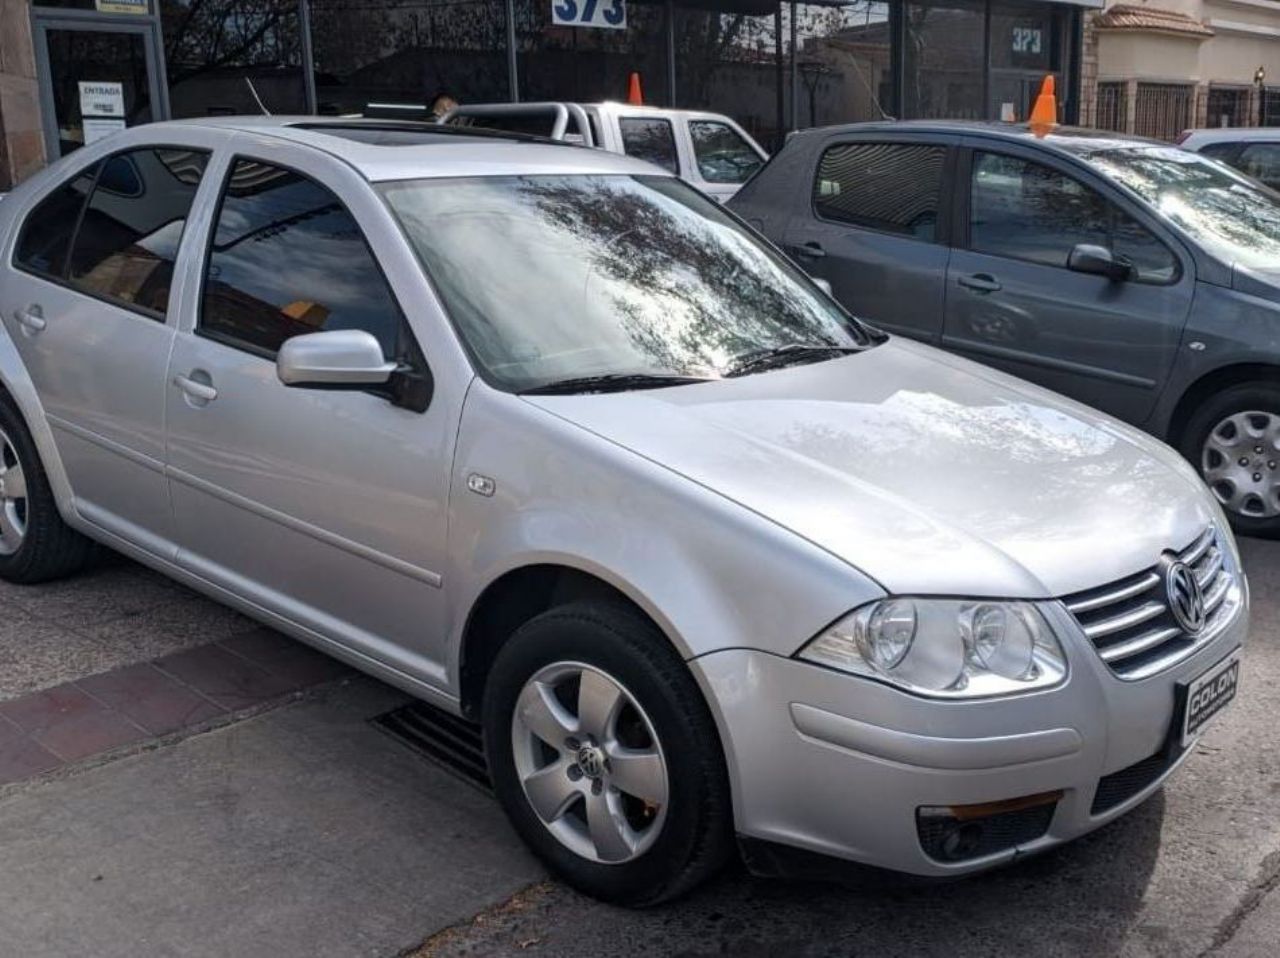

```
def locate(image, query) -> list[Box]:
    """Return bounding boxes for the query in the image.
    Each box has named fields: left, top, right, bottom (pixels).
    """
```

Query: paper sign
left=95, top=0, right=149, bottom=14
left=1000, top=102, right=1016, bottom=122
left=84, top=117, right=126, bottom=144
left=79, top=81, right=125, bottom=118
left=552, top=0, right=626, bottom=30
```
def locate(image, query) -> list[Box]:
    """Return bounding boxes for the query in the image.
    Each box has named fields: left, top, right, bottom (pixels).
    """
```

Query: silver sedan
left=0, top=117, right=1249, bottom=904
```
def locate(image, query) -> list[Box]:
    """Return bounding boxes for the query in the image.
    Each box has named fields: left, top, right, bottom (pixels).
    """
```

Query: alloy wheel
left=510, top=661, right=669, bottom=864
left=0, top=426, right=27, bottom=556
left=1201, top=410, right=1280, bottom=519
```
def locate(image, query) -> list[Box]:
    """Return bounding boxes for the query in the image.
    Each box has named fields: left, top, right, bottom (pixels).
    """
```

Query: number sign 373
left=552, top=0, right=626, bottom=30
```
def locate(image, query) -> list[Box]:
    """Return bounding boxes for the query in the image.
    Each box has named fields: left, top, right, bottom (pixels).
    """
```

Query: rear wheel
left=1180, top=382, right=1280, bottom=538
left=481, top=599, right=733, bottom=906
left=0, top=392, right=97, bottom=582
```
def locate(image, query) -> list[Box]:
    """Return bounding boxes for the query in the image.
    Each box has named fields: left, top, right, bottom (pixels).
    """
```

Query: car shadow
left=650, top=791, right=1169, bottom=957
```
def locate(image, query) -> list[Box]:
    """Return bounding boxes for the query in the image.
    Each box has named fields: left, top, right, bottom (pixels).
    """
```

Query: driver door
left=164, top=142, right=459, bottom=683
left=942, top=142, right=1195, bottom=424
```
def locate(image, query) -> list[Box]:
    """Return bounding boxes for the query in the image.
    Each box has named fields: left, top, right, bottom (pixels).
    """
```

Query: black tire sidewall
left=0, top=393, right=53, bottom=576
left=482, top=601, right=730, bottom=905
left=1180, top=382, right=1280, bottom=539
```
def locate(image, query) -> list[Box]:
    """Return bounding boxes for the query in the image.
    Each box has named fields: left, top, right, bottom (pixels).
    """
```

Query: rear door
left=780, top=133, right=955, bottom=341
left=943, top=140, right=1195, bottom=424
left=0, top=138, right=212, bottom=552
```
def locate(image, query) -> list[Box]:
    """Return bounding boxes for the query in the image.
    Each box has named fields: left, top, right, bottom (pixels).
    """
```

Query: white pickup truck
left=441, top=101, right=768, bottom=201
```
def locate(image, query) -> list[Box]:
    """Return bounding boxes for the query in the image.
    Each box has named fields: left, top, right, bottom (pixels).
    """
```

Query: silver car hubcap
left=0, top=427, right=27, bottom=556
left=1202, top=410, right=1280, bottom=519
left=511, top=661, right=669, bottom=864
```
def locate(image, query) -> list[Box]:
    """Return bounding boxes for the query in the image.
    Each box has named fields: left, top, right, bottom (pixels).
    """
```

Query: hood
left=524, top=339, right=1214, bottom=598
left=1232, top=264, right=1280, bottom=304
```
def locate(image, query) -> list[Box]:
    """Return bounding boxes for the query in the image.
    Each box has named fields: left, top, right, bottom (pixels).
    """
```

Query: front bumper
left=690, top=598, right=1248, bottom=878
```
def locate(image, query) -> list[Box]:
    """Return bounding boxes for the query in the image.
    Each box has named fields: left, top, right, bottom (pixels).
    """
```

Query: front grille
left=1063, top=526, right=1238, bottom=680
left=1091, top=747, right=1182, bottom=815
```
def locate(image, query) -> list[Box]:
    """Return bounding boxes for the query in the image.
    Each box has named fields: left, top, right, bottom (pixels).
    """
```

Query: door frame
left=30, top=7, right=170, bottom=161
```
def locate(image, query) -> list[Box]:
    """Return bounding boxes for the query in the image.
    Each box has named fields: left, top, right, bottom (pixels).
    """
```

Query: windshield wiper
left=519, top=372, right=714, bottom=395
left=725, top=343, right=862, bottom=377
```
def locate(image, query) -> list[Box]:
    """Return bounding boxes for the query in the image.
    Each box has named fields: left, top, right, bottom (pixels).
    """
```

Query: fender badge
left=466, top=474, right=496, bottom=497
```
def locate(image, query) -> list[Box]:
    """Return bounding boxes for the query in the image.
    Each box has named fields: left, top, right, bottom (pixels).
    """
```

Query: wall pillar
left=0, top=0, right=45, bottom=190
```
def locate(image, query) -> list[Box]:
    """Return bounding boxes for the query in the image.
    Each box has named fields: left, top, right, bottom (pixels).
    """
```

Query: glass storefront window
left=516, top=0, right=666, bottom=105
left=988, top=2, right=1066, bottom=122
left=310, top=0, right=509, bottom=116
left=674, top=9, right=776, bottom=144
left=790, top=2, right=891, bottom=129
left=903, top=0, right=985, bottom=120
left=160, top=0, right=307, bottom=116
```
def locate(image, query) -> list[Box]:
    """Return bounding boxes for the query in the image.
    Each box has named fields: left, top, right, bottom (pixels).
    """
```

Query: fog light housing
left=916, top=791, right=1062, bottom=863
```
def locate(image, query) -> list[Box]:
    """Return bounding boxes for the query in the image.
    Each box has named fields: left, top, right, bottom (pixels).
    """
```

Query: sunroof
left=288, top=121, right=554, bottom=147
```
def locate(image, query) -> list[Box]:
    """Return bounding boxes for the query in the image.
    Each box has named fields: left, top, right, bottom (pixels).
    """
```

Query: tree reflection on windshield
left=1087, top=146, right=1280, bottom=270
left=380, top=174, right=868, bottom=391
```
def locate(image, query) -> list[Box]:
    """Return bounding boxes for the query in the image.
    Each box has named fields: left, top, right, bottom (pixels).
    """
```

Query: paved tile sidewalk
left=0, top=628, right=350, bottom=786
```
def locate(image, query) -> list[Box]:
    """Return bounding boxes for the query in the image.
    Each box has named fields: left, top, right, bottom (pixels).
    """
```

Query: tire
left=1179, top=381, right=1280, bottom=539
left=0, top=391, right=98, bottom=583
left=482, top=599, right=733, bottom=906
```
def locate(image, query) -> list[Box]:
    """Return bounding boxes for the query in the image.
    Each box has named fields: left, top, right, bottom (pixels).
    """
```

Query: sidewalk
left=0, top=677, right=543, bottom=957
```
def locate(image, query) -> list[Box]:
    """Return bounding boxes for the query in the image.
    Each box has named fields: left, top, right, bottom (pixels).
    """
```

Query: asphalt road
left=418, top=536, right=1280, bottom=958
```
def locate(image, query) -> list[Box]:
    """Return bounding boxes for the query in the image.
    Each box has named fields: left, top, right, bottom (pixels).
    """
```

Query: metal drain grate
left=374, top=701, right=492, bottom=793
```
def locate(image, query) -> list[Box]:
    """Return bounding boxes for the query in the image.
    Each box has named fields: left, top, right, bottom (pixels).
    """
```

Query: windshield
left=379, top=175, right=870, bottom=391
left=1084, top=145, right=1280, bottom=270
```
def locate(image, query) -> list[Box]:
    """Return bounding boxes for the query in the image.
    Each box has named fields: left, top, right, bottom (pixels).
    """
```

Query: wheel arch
left=456, top=562, right=684, bottom=720
left=0, top=325, right=76, bottom=517
left=1166, top=362, right=1280, bottom=449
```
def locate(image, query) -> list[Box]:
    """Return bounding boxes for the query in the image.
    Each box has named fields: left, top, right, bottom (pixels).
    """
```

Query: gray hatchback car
left=730, top=122, right=1280, bottom=537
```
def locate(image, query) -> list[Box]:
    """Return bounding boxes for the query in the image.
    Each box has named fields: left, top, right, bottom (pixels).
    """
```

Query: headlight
left=798, top=598, right=1066, bottom=698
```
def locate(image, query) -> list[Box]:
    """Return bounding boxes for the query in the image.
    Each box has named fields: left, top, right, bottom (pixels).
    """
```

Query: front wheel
left=1180, top=382, right=1280, bottom=538
left=481, top=600, right=733, bottom=906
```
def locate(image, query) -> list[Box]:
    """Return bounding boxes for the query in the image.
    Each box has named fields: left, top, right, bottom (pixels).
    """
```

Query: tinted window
left=201, top=160, right=404, bottom=358
left=689, top=121, right=762, bottom=184
left=619, top=118, right=678, bottom=173
left=970, top=152, right=1177, bottom=283
left=14, top=163, right=98, bottom=279
left=68, top=149, right=209, bottom=316
left=814, top=142, right=945, bottom=241
left=1198, top=142, right=1238, bottom=162
left=1235, top=143, right=1280, bottom=190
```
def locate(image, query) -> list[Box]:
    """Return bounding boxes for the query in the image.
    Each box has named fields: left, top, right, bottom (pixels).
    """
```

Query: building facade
left=0, top=0, right=1099, bottom=190
left=1083, top=0, right=1280, bottom=140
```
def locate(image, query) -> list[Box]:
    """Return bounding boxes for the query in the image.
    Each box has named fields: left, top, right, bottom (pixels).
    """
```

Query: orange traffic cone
left=627, top=72, right=643, bottom=106
left=1028, top=74, right=1057, bottom=137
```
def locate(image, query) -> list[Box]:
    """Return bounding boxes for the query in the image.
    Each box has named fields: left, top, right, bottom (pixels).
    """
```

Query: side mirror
left=1067, top=243, right=1133, bottom=281
left=277, top=330, right=397, bottom=388
left=812, top=277, right=834, bottom=297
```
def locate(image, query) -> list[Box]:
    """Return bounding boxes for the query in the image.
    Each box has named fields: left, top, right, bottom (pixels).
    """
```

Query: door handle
left=173, top=373, right=218, bottom=403
left=15, top=305, right=45, bottom=333
left=958, top=273, right=1002, bottom=293
left=788, top=242, right=827, bottom=260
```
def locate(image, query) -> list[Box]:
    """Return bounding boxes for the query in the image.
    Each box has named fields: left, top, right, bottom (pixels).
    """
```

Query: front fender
left=442, top=385, right=882, bottom=687
left=0, top=320, right=78, bottom=521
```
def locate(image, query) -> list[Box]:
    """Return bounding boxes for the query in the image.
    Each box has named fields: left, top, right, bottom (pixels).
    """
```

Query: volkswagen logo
left=1163, top=558, right=1206, bottom=636
left=576, top=745, right=606, bottom=780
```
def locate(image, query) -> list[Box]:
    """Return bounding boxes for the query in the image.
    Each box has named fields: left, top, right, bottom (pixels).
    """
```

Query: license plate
left=1180, top=651, right=1241, bottom=748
